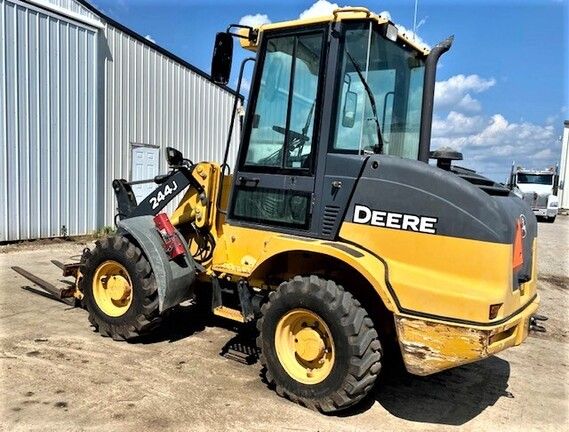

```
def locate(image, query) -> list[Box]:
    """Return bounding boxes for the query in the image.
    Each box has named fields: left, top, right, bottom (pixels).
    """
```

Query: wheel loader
left=13, top=7, right=544, bottom=413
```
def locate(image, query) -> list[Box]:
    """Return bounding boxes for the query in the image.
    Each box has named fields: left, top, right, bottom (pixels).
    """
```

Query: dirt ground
left=1, top=218, right=568, bottom=432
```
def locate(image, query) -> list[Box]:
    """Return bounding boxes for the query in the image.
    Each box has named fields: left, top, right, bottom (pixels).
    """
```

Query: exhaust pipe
left=418, top=35, right=454, bottom=163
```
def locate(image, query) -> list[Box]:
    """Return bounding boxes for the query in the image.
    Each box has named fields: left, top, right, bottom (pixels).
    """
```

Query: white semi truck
left=509, top=167, right=559, bottom=222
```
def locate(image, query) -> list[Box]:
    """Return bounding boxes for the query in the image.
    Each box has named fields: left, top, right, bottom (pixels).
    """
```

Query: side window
left=232, top=188, right=311, bottom=228
left=244, top=32, right=323, bottom=170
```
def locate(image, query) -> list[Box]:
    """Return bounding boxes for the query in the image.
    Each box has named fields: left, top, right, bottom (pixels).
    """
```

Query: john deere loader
left=14, top=7, right=544, bottom=412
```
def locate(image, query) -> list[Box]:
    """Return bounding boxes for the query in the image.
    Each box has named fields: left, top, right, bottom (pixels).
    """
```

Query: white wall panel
left=100, top=25, right=241, bottom=227
left=1, top=0, right=241, bottom=240
left=1, top=0, right=98, bottom=241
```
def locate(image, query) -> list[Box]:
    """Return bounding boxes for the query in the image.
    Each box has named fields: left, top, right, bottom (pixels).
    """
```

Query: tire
left=80, top=235, right=161, bottom=341
left=546, top=216, right=556, bottom=223
left=257, top=275, right=382, bottom=412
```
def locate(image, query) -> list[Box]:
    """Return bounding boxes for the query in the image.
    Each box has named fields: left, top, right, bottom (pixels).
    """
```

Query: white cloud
left=435, top=74, right=496, bottom=113
left=144, top=34, right=155, bottom=43
left=433, top=113, right=556, bottom=151
left=299, top=0, right=339, bottom=19
left=394, top=23, right=429, bottom=49
left=239, top=13, right=271, bottom=28
left=297, top=2, right=430, bottom=48
left=432, top=111, right=485, bottom=138
left=534, top=148, right=554, bottom=160
left=431, top=80, right=561, bottom=180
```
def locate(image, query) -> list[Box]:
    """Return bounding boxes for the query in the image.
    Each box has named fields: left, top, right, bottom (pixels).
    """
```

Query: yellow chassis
left=395, top=295, right=539, bottom=375
left=169, top=162, right=539, bottom=377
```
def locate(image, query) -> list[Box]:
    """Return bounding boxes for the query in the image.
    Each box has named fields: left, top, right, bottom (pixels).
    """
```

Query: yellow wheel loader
left=14, top=7, right=545, bottom=413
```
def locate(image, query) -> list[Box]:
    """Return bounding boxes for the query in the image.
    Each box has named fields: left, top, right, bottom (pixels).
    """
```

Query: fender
left=243, top=233, right=398, bottom=313
left=117, top=216, right=200, bottom=312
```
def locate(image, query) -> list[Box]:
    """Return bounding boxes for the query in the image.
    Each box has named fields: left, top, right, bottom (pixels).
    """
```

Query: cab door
left=229, top=28, right=327, bottom=234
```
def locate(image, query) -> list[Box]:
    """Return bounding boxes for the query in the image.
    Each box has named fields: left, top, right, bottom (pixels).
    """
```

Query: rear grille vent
left=322, top=205, right=340, bottom=236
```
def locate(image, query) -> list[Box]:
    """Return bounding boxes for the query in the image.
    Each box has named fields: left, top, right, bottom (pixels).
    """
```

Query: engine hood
left=344, top=155, right=537, bottom=245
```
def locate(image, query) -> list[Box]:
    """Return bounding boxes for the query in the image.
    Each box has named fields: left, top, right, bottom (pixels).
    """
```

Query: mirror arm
left=226, top=24, right=259, bottom=43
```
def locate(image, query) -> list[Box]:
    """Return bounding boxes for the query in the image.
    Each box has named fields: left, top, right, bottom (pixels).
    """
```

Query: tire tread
left=257, top=275, right=382, bottom=412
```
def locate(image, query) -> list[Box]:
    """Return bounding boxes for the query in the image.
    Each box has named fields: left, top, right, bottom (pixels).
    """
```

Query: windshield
left=333, top=22, right=426, bottom=159
left=517, top=173, right=553, bottom=185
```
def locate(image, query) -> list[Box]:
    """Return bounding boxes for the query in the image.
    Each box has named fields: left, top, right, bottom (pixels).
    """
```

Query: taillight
left=153, top=213, right=185, bottom=260
left=512, top=219, right=524, bottom=269
left=489, top=303, right=502, bottom=320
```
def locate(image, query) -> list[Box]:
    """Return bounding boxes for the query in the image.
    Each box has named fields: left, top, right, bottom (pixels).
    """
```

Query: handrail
left=332, top=8, right=371, bottom=19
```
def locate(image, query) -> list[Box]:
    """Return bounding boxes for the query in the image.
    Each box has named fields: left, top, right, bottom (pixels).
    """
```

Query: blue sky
left=91, top=0, right=568, bottom=181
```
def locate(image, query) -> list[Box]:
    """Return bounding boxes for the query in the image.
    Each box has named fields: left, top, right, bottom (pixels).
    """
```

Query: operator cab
left=211, top=8, right=450, bottom=239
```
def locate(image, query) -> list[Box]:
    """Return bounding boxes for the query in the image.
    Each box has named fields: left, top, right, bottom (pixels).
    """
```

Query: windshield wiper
left=345, top=50, right=384, bottom=154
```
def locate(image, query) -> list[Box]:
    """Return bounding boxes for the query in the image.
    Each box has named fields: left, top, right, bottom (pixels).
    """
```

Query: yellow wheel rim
left=274, top=308, right=335, bottom=385
left=92, top=260, right=133, bottom=317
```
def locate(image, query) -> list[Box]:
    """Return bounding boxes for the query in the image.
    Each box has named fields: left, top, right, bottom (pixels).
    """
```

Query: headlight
left=385, top=24, right=398, bottom=42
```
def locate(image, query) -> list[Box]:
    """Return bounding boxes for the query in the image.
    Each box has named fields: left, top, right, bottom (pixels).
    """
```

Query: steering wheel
left=272, top=125, right=310, bottom=148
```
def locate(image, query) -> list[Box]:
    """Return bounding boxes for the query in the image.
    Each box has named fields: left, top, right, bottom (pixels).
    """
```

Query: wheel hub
left=106, top=275, right=131, bottom=301
left=295, top=327, right=325, bottom=362
left=93, top=260, right=133, bottom=317
left=274, top=309, right=335, bottom=385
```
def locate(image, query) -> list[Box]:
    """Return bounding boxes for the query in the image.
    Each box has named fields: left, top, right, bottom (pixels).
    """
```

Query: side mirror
left=211, top=32, right=233, bottom=85
left=166, top=147, right=184, bottom=166
left=342, top=90, right=358, bottom=128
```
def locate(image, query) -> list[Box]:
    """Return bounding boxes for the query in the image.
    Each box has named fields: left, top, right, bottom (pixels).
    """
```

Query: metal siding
left=101, top=25, right=241, bottom=225
left=0, top=0, right=97, bottom=241
left=1, top=0, right=240, bottom=240
left=36, top=0, right=99, bottom=21
left=560, top=123, right=569, bottom=210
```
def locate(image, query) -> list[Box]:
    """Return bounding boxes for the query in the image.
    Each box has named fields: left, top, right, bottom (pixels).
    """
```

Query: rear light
left=153, top=213, right=185, bottom=260
left=489, top=303, right=502, bottom=320
left=512, top=219, right=524, bottom=269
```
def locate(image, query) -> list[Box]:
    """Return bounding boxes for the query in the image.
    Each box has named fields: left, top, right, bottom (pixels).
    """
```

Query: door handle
left=238, top=176, right=260, bottom=185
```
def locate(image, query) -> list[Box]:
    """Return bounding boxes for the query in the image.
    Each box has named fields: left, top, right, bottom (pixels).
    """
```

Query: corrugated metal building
left=558, top=120, right=569, bottom=210
left=0, top=0, right=240, bottom=242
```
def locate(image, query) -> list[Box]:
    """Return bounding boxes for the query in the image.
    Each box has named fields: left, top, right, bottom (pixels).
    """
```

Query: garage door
left=0, top=0, right=98, bottom=241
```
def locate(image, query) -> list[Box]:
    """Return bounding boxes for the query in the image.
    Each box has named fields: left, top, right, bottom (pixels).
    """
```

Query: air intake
left=322, top=205, right=340, bottom=236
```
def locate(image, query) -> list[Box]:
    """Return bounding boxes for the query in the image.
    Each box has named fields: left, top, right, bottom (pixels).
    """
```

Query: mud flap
left=117, top=216, right=199, bottom=312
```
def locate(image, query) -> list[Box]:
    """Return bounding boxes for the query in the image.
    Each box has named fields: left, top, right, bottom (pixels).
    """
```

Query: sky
left=91, top=0, right=568, bottom=182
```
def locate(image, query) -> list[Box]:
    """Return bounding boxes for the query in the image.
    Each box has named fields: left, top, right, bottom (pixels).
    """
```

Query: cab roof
left=240, top=7, right=430, bottom=56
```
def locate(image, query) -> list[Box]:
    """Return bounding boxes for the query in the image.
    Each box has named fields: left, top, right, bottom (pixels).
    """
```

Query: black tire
left=257, top=275, right=382, bottom=412
left=546, top=216, right=556, bottom=223
left=80, top=235, right=161, bottom=341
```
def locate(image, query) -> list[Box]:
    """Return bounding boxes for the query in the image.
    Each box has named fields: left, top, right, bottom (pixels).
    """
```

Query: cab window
left=242, top=32, right=324, bottom=171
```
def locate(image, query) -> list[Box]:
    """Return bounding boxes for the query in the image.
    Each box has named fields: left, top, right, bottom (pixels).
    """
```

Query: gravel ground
left=1, top=217, right=568, bottom=432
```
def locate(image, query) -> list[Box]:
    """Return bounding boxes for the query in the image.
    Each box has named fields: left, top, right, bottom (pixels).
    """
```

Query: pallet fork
left=12, top=259, right=84, bottom=306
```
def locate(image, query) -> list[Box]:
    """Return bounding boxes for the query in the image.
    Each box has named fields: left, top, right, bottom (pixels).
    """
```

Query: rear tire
left=80, top=235, right=161, bottom=341
left=257, top=275, right=382, bottom=412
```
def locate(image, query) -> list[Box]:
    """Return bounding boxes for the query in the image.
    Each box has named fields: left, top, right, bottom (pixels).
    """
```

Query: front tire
left=81, top=235, right=161, bottom=340
left=257, top=275, right=382, bottom=412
